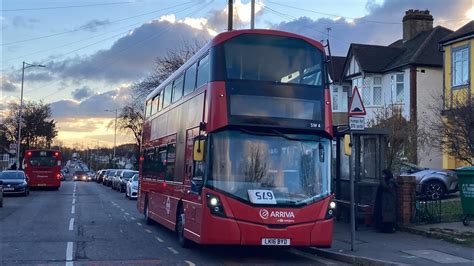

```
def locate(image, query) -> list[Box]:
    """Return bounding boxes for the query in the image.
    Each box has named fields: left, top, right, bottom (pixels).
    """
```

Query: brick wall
left=397, top=175, right=416, bottom=224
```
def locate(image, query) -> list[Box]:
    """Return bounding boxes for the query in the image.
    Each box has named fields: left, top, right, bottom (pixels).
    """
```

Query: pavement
left=310, top=221, right=474, bottom=265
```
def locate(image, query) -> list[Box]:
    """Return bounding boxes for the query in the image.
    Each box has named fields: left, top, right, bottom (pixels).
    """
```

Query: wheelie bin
left=455, top=166, right=474, bottom=226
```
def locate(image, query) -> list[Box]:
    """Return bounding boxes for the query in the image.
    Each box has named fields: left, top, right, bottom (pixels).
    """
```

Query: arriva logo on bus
left=259, top=209, right=295, bottom=220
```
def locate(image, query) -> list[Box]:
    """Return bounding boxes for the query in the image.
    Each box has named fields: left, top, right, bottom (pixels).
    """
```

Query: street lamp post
left=104, top=109, right=118, bottom=163
left=16, top=61, right=46, bottom=170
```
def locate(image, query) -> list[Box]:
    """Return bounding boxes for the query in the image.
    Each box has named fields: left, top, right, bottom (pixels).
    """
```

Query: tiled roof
left=328, top=56, right=346, bottom=82
left=440, top=20, right=474, bottom=44
left=345, top=26, right=453, bottom=75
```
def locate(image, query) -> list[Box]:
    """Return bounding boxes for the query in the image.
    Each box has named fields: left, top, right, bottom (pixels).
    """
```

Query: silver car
left=401, top=163, right=458, bottom=199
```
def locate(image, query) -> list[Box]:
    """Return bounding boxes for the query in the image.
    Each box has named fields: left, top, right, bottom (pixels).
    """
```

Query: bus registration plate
left=261, top=238, right=290, bottom=246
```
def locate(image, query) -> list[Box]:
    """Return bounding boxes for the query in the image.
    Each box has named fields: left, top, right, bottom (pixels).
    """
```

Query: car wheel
left=423, top=180, right=446, bottom=200
left=177, top=206, right=191, bottom=248
left=144, top=199, right=154, bottom=225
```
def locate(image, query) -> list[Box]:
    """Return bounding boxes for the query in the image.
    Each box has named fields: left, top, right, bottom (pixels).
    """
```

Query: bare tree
left=367, top=106, right=422, bottom=172
left=116, top=40, right=205, bottom=150
left=429, top=96, right=474, bottom=165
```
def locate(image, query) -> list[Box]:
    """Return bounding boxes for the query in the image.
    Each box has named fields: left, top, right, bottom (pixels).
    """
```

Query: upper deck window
left=172, top=74, right=184, bottom=102
left=184, top=63, right=197, bottom=95
left=224, top=34, right=324, bottom=86
left=196, top=54, right=210, bottom=88
left=163, top=83, right=172, bottom=109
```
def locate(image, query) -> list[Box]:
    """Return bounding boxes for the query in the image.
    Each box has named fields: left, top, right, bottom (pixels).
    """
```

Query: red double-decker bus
left=138, top=29, right=335, bottom=247
left=23, top=149, right=62, bottom=190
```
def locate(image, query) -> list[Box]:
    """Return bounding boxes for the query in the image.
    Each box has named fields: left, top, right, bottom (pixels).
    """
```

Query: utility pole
left=250, top=0, right=255, bottom=29
left=228, top=0, right=233, bottom=31
left=326, top=27, right=332, bottom=40
left=16, top=61, right=46, bottom=170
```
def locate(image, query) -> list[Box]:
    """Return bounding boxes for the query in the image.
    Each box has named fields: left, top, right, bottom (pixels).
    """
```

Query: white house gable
left=346, top=56, right=361, bottom=76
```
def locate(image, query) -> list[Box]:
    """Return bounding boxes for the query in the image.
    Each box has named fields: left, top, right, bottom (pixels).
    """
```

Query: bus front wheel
left=144, top=199, right=154, bottom=225
left=177, top=207, right=191, bottom=248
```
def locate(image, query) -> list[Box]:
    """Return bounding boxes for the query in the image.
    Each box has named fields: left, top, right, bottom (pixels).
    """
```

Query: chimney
left=402, top=9, right=433, bottom=42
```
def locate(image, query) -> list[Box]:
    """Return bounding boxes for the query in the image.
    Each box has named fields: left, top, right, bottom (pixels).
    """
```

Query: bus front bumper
left=199, top=217, right=333, bottom=247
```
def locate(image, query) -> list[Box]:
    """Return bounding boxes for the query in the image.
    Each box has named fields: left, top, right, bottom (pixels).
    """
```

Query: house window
left=452, top=46, right=469, bottom=87
left=332, top=86, right=349, bottom=112
left=391, top=74, right=404, bottom=103
left=373, top=76, right=382, bottom=106
left=359, top=76, right=382, bottom=106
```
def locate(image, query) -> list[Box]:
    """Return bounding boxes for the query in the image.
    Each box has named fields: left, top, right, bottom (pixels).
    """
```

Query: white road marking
left=125, top=212, right=130, bottom=215
left=185, top=260, right=196, bottom=266
left=121, top=208, right=125, bottom=212
left=66, top=262, right=73, bottom=266
left=137, top=222, right=142, bottom=226
left=155, top=236, right=164, bottom=243
left=71, top=206, right=75, bottom=214
left=131, top=217, right=136, bottom=221
left=68, top=218, right=74, bottom=231
left=72, top=198, right=75, bottom=205
left=167, top=247, right=179, bottom=255
left=66, top=241, right=73, bottom=261
left=145, top=229, right=152, bottom=234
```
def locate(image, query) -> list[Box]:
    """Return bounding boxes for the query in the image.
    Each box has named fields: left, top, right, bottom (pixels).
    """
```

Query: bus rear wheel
left=177, top=207, right=191, bottom=248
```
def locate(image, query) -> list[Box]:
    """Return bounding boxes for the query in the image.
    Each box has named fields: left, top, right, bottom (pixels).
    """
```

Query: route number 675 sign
left=248, top=190, right=277, bottom=204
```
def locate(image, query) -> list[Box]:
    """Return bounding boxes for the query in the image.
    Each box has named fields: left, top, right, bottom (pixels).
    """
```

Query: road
left=0, top=181, right=342, bottom=265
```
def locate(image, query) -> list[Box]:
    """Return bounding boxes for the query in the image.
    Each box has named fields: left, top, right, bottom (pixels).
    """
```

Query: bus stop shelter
left=332, top=127, right=389, bottom=226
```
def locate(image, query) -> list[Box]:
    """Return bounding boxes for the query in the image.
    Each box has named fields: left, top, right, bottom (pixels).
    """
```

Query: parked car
left=103, top=169, right=117, bottom=186
left=73, top=171, right=88, bottom=182
left=126, top=173, right=139, bottom=199
left=0, top=180, right=3, bottom=207
left=96, top=169, right=106, bottom=183
left=117, top=170, right=138, bottom=192
left=400, top=162, right=458, bottom=199
left=112, top=169, right=125, bottom=190
left=0, top=170, right=29, bottom=196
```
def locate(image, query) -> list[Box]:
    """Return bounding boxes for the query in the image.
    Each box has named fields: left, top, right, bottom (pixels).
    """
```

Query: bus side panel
left=206, top=81, right=228, bottom=132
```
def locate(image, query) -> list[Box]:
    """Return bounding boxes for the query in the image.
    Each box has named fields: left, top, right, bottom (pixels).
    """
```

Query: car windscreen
left=0, top=171, right=25, bottom=179
left=123, top=171, right=138, bottom=179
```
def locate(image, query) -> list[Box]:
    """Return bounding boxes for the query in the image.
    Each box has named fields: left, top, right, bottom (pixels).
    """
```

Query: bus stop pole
left=349, top=131, right=356, bottom=251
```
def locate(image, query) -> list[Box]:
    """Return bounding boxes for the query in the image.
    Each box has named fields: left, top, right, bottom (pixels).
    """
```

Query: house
left=329, top=56, right=351, bottom=125
left=439, top=20, right=474, bottom=169
left=341, top=9, right=453, bottom=169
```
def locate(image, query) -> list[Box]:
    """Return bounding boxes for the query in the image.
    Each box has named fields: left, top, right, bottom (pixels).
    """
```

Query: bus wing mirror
left=344, top=134, right=352, bottom=156
left=319, top=143, right=325, bottom=162
left=193, top=139, right=206, bottom=161
left=191, top=176, right=203, bottom=194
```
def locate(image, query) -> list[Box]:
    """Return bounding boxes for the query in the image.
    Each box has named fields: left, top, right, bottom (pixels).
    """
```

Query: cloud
left=50, top=84, right=131, bottom=120
left=71, top=86, right=95, bottom=101
left=1, top=75, right=18, bottom=92
left=12, top=16, right=40, bottom=29
left=41, top=19, right=212, bottom=83
left=274, top=0, right=472, bottom=55
left=77, top=19, right=111, bottom=32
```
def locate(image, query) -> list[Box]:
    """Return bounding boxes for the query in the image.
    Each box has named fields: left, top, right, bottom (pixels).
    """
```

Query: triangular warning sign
left=348, top=86, right=366, bottom=116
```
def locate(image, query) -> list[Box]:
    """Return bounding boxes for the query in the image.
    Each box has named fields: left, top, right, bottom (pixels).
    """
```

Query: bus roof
left=145, top=29, right=325, bottom=101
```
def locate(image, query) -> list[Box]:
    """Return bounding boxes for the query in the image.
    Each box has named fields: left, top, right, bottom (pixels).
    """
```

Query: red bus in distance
left=138, top=29, right=334, bottom=247
left=23, top=149, right=62, bottom=190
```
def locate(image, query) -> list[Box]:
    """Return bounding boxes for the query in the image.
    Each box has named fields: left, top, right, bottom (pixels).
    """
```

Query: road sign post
left=347, top=86, right=366, bottom=251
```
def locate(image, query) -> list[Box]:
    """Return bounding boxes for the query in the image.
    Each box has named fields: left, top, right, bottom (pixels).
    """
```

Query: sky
left=1, top=0, right=473, bottom=148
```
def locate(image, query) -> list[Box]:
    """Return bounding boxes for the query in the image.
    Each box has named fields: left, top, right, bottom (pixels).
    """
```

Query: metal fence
left=413, top=184, right=442, bottom=224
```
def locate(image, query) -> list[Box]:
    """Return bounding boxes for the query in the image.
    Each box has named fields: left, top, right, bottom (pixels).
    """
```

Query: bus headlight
left=206, top=193, right=225, bottom=217
left=326, top=200, right=336, bottom=219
